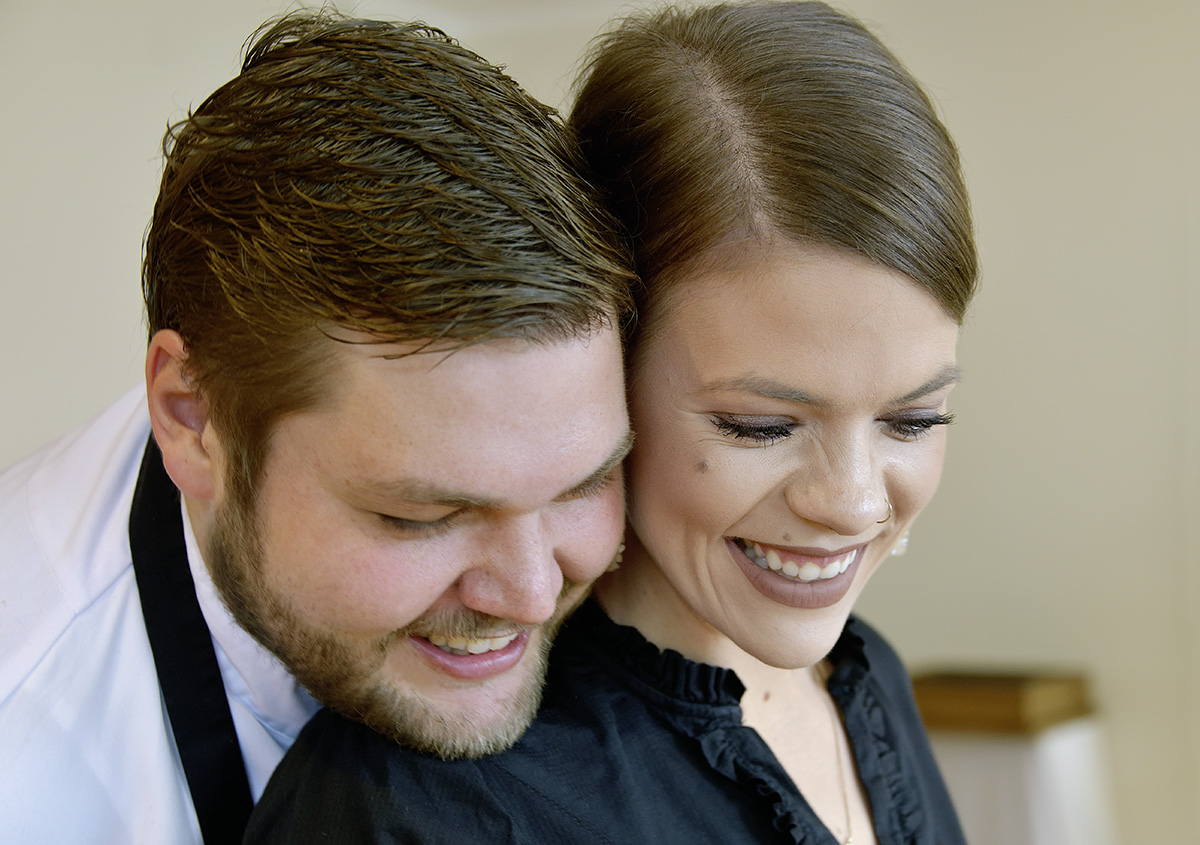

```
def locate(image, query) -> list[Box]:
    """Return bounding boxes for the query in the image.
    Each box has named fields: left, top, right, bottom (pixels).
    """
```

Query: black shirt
left=247, top=600, right=966, bottom=844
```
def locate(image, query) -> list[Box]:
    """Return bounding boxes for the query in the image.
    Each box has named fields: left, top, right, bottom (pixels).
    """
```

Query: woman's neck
left=597, top=539, right=874, bottom=844
left=593, top=537, right=819, bottom=692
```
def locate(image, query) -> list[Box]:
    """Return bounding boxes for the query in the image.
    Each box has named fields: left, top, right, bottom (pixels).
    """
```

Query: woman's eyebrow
left=894, top=365, right=963, bottom=404
left=696, top=376, right=822, bottom=408
left=698, top=364, right=963, bottom=408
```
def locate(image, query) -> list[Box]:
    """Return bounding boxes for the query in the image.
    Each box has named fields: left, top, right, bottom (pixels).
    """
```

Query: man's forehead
left=315, top=328, right=620, bottom=389
left=290, top=326, right=627, bottom=499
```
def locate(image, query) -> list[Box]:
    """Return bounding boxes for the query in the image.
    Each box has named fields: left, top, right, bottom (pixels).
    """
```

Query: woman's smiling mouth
left=732, top=538, right=860, bottom=583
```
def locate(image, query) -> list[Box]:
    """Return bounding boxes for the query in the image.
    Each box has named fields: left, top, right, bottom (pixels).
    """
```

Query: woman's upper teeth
left=739, top=539, right=854, bottom=583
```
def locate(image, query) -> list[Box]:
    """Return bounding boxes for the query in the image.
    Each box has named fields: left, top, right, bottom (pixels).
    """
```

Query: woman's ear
left=145, top=330, right=220, bottom=500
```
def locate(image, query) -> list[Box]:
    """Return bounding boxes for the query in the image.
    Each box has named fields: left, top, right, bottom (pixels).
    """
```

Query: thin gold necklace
left=817, top=662, right=853, bottom=845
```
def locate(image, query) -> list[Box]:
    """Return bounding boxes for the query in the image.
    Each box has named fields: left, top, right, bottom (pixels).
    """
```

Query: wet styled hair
left=144, top=11, right=634, bottom=500
left=570, top=0, right=977, bottom=351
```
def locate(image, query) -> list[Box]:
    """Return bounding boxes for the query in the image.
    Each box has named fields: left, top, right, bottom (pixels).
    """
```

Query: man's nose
left=455, top=513, right=563, bottom=626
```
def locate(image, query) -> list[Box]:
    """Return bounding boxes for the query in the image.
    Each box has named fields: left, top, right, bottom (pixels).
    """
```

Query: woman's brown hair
left=571, top=0, right=978, bottom=351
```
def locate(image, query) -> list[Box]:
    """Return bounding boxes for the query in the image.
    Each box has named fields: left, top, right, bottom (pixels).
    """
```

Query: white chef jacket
left=0, top=386, right=319, bottom=843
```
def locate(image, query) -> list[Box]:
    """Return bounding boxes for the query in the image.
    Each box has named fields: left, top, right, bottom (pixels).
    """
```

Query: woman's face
left=619, top=237, right=960, bottom=669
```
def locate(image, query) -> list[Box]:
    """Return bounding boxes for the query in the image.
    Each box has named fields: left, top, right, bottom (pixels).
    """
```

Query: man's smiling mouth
left=424, top=632, right=521, bottom=656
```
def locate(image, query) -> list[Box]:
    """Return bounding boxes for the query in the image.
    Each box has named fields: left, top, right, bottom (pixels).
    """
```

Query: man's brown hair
left=144, top=11, right=633, bottom=503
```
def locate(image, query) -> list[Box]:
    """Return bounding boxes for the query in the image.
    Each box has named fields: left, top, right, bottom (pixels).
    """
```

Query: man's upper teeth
left=742, top=539, right=853, bottom=583
left=426, top=632, right=519, bottom=655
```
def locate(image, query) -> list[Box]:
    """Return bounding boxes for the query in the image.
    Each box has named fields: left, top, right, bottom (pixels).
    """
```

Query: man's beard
left=203, top=493, right=581, bottom=759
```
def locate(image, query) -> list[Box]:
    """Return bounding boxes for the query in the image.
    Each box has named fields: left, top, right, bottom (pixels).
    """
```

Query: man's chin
left=353, top=588, right=588, bottom=758
left=258, top=621, right=551, bottom=759
left=208, top=491, right=581, bottom=759
left=382, top=703, right=540, bottom=761
left=350, top=664, right=546, bottom=760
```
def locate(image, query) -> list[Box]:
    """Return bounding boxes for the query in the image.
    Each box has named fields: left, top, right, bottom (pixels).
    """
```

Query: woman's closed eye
left=882, top=412, right=955, bottom=441
left=712, top=411, right=955, bottom=445
left=711, top=415, right=796, bottom=446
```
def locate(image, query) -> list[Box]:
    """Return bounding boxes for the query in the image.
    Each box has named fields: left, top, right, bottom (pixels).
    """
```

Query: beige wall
left=2, top=0, right=1196, bottom=840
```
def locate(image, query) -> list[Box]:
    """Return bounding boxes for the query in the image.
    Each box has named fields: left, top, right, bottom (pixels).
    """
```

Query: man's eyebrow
left=357, top=478, right=503, bottom=511
left=356, top=429, right=635, bottom=510
left=557, top=428, right=636, bottom=500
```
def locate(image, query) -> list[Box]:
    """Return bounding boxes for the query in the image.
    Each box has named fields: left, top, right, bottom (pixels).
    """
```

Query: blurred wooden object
left=911, top=671, right=1092, bottom=735
left=909, top=670, right=1119, bottom=845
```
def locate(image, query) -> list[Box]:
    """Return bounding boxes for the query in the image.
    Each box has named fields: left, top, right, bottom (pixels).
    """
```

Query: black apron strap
left=129, top=437, right=253, bottom=844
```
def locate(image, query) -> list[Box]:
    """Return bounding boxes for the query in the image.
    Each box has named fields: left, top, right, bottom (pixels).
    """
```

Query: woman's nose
left=781, top=439, right=889, bottom=536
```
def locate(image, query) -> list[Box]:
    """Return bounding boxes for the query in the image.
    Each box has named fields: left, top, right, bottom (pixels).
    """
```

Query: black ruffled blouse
left=246, top=600, right=967, bottom=844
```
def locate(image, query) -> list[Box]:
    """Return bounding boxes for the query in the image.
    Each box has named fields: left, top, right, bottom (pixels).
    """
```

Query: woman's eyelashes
left=711, top=411, right=955, bottom=445
left=882, top=412, right=955, bottom=440
left=711, top=415, right=796, bottom=445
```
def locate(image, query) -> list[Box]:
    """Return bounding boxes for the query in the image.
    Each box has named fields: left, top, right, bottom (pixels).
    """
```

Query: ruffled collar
left=827, top=616, right=872, bottom=701
left=555, top=601, right=927, bottom=844
left=557, top=599, right=873, bottom=711
left=557, top=598, right=747, bottom=709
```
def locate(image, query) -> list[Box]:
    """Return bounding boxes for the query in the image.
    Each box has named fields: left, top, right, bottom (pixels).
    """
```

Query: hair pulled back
left=571, top=0, right=977, bottom=339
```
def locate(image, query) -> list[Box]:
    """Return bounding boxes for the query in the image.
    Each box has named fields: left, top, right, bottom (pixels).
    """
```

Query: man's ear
left=145, top=330, right=220, bottom=501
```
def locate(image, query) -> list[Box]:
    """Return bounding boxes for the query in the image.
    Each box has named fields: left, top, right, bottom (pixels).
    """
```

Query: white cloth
left=928, top=719, right=1122, bottom=845
left=0, top=386, right=318, bottom=844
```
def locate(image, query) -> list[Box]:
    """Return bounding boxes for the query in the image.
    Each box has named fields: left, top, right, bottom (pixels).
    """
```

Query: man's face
left=203, top=330, right=629, bottom=758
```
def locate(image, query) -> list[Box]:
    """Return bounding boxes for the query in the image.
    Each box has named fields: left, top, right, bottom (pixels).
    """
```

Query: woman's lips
left=728, top=538, right=861, bottom=609
left=735, top=538, right=857, bottom=583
